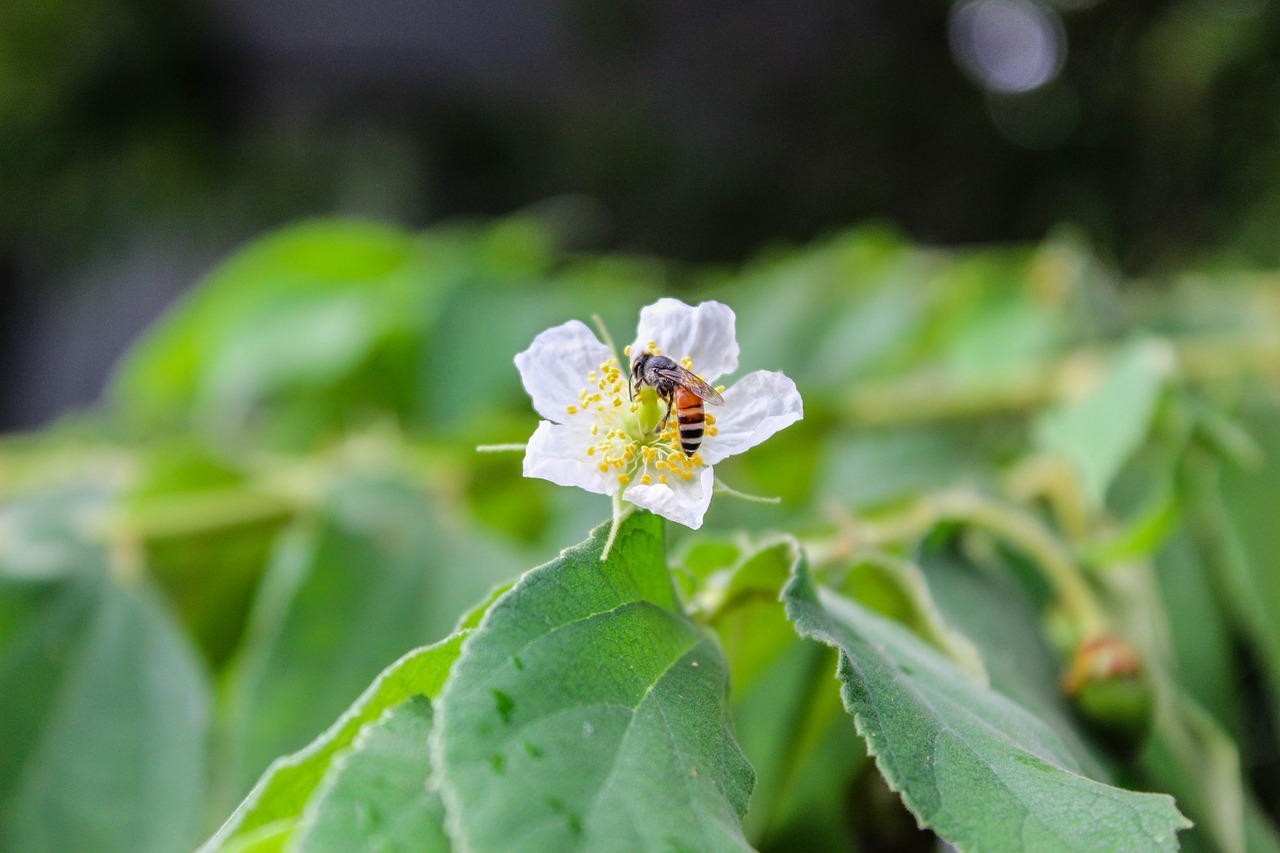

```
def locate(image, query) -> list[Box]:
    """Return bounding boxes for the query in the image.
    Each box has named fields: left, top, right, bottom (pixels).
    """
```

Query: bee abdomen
left=674, top=389, right=705, bottom=456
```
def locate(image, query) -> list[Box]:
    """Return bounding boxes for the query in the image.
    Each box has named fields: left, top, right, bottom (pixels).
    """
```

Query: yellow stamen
left=624, top=345, right=631, bottom=356
left=566, top=405, right=578, bottom=415
left=715, top=385, right=725, bottom=394
left=641, top=474, right=652, bottom=485
left=617, top=473, right=630, bottom=484
left=598, top=462, right=609, bottom=473
left=681, top=356, right=693, bottom=369
left=587, top=446, right=595, bottom=456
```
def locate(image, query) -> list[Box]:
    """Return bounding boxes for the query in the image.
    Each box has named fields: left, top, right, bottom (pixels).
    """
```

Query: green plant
left=3, top=214, right=1280, bottom=852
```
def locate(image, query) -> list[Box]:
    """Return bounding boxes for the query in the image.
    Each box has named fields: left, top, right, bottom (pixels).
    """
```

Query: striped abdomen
left=674, top=387, right=705, bottom=456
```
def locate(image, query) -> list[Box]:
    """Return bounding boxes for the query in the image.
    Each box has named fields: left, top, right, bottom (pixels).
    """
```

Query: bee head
left=629, top=351, right=649, bottom=400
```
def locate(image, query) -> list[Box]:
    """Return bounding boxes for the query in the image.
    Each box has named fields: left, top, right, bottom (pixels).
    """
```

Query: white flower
left=514, top=298, right=803, bottom=530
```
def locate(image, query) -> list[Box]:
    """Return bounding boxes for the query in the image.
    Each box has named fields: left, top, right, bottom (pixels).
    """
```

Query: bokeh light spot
left=950, top=0, right=1067, bottom=94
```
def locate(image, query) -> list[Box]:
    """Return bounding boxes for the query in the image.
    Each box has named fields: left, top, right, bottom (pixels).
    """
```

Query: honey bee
left=630, top=352, right=724, bottom=456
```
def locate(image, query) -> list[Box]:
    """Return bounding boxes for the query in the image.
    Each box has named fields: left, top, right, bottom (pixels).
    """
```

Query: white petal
left=623, top=466, right=715, bottom=529
left=515, top=320, right=614, bottom=422
left=523, top=421, right=616, bottom=496
left=629, top=299, right=739, bottom=382
left=700, top=370, right=804, bottom=466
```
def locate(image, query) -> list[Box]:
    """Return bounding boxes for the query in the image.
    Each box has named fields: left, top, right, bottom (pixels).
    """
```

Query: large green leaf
left=225, top=474, right=523, bottom=795
left=433, top=511, right=756, bottom=852
left=2, top=579, right=212, bottom=853
left=1151, top=528, right=1239, bottom=735
left=0, top=576, right=99, bottom=807
left=1035, top=338, right=1172, bottom=508
left=203, top=632, right=465, bottom=851
left=291, top=696, right=447, bottom=853
left=783, top=556, right=1190, bottom=852
left=1212, top=394, right=1280, bottom=732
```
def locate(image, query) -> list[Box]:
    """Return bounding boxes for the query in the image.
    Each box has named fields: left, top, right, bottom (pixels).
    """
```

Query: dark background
left=3, top=0, right=1278, bottom=430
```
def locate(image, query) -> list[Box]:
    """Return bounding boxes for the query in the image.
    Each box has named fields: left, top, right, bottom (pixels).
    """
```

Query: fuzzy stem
left=475, top=444, right=527, bottom=453
left=600, top=490, right=632, bottom=561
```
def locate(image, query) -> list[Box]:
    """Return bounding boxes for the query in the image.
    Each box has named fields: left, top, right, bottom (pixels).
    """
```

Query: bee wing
left=653, top=364, right=724, bottom=405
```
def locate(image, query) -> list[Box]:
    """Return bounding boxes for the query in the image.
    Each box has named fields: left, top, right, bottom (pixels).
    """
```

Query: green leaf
left=783, top=556, right=1190, bottom=852
left=1209, top=394, right=1280, bottom=734
left=109, top=219, right=450, bottom=437
left=1035, top=338, right=1173, bottom=508
left=2, top=579, right=212, bottom=853
left=203, top=632, right=465, bottom=851
left=434, top=511, right=756, bottom=852
left=0, top=575, right=99, bottom=806
left=226, top=475, right=523, bottom=794
left=1151, top=528, right=1238, bottom=733
left=291, top=696, right=448, bottom=853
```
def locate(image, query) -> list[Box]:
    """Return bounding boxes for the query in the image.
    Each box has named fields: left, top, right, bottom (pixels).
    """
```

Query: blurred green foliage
left=5, top=213, right=1280, bottom=850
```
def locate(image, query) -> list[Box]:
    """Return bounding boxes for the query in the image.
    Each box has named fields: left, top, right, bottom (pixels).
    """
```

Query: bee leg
left=652, top=393, right=673, bottom=434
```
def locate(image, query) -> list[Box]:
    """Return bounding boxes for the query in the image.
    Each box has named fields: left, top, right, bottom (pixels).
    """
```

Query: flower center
left=563, top=353, right=720, bottom=487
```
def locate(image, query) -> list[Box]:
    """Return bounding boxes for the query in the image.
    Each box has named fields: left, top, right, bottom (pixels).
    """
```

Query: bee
left=630, top=352, right=724, bottom=456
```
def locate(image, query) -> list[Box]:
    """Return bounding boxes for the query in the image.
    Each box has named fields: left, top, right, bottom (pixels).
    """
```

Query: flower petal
left=629, top=299, right=739, bottom=382
left=623, top=466, right=715, bottom=529
left=523, top=421, right=616, bottom=496
left=700, top=370, right=804, bottom=466
left=515, top=320, right=614, bottom=422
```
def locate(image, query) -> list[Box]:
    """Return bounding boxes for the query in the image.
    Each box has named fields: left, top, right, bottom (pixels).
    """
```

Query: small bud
left=1062, top=635, right=1153, bottom=755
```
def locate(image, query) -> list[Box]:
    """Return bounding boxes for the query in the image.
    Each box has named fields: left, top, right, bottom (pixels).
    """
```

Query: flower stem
left=475, top=444, right=527, bottom=453
left=600, top=490, right=632, bottom=561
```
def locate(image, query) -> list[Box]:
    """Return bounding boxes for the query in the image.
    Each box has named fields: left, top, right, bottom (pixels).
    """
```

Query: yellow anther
left=586, top=446, right=595, bottom=456
left=623, top=345, right=631, bottom=356
left=588, top=371, right=597, bottom=381
left=659, top=474, right=667, bottom=484
left=566, top=405, right=578, bottom=415
left=680, top=470, right=693, bottom=480
left=715, top=385, right=725, bottom=394
left=681, top=356, right=693, bottom=369
left=708, top=426, right=718, bottom=436
left=598, top=462, right=609, bottom=473
left=591, top=423, right=599, bottom=435
left=612, top=397, right=623, bottom=407
left=641, top=474, right=652, bottom=485
left=705, top=414, right=716, bottom=425
left=691, top=453, right=703, bottom=466
left=617, top=473, right=630, bottom=484
left=647, top=341, right=658, bottom=351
